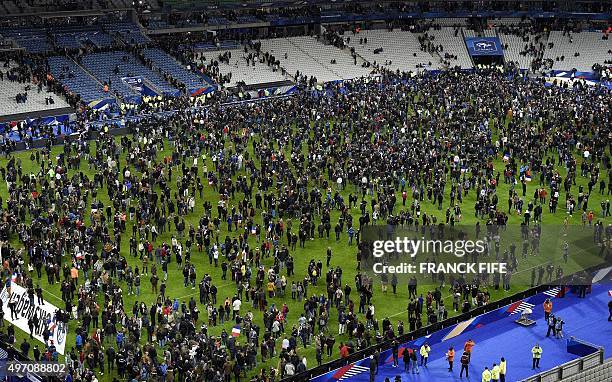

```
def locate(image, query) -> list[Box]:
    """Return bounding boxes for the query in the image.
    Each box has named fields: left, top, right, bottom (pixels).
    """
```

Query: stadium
left=0, top=0, right=610, bottom=382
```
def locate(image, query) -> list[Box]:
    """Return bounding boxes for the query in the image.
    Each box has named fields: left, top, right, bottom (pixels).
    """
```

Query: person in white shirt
left=232, top=298, right=241, bottom=319
left=285, top=362, right=295, bottom=376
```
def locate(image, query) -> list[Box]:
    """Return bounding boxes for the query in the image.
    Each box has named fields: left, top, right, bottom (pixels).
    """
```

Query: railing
left=520, top=343, right=605, bottom=382
left=280, top=262, right=609, bottom=382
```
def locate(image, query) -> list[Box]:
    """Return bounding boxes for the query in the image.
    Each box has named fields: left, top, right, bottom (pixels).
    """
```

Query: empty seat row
left=48, top=56, right=112, bottom=103
left=542, top=31, right=611, bottom=72
left=81, top=51, right=178, bottom=99
left=199, top=48, right=288, bottom=86
left=143, top=48, right=213, bottom=91
left=345, top=29, right=442, bottom=72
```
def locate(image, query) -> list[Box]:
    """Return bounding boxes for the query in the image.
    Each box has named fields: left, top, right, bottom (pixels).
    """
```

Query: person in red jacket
left=339, top=343, right=349, bottom=358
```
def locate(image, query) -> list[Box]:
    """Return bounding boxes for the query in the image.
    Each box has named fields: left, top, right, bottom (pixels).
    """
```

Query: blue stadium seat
left=48, top=56, right=113, bottom=103
left=143, top=48, right=213, bottom=92
left=54, top=34, right=83, bottom=50
left=81, top=51, right=178, bottom=100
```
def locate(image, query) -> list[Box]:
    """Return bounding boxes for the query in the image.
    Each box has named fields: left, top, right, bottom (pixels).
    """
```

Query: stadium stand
left=80, top=51, right=178, bottom=100
left=53, top=33, right=83, bottom=50
left=0, top=21, right=123, bottom=53
left=498, top=31, right=540, bottom=70
left=542, top=31, right=611, bottom=71
left=0, top=62, right=70, bottom=117
left=0, top=28, right=50, bottom=53
left=143, top=48, right=213, bottom=92
left=436, top=18, right=468, bottom=27
left=258, top=38, right=339, bottom=83
left=199, top=48, right=288, bottom=86
left=194, top=40, right=241, bottom=51
left=1, top=1, right=19, bottom=14
left=259, top=37, right=369, bottom=83
left=287, top=36, right=371, bottom=80
left=463, top=28, right=498, bottom=38
left=0, top=0, right=138, bottom=14
left=49, top=24, right=116, bottom=50
left=422, top=27, right=474, bottom=69
left=561, top=360, right=612, bottom=382
left=104, top=21, right=150, bottom=45
left=48, top=56, right=113, bottom=104
left=81, top=30, right=114, bottom=48
left=345, top=29, right=441, bottom=72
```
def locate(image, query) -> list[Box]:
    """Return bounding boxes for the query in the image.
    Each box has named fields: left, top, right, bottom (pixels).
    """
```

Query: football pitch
left=0, top=112, right=609, bottom=380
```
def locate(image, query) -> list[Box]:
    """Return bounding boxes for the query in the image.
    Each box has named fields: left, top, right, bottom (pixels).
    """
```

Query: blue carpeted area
left=338, top=283, right=611, bottom=382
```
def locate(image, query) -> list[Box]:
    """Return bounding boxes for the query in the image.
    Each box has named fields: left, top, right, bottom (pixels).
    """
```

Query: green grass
left=0, top=110, right=609, bottom=380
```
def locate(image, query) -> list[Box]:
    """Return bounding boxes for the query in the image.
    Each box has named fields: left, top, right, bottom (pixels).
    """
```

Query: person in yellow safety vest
left=499, top=357, right=507, bottom=382
left=419, top=343, right=431, bottom=367
left=482, top=366, right=492, bottom=382
left=491, top=363, right=500, bottom=382
left=532, top=344, right=543, bottom=369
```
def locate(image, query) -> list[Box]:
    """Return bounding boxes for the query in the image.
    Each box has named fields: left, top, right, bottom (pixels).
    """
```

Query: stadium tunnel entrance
left=473, top=54, right=505, bottom=66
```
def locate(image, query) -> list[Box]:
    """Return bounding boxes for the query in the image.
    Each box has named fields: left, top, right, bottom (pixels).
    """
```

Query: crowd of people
left=0, top=61, right=608, bottom=382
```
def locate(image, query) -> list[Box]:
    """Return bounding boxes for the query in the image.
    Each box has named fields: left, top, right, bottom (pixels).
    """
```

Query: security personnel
left=482, top=366, right=492, bottom=382
left=446, top=346, right=455, bottom=371
left=499, top=357, right=507, bottom=382
left=532, top=344, right=543, bottom=369
left=420, top=343, right=431, bottom=366
left=491, top=363, right=500, bottom=382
